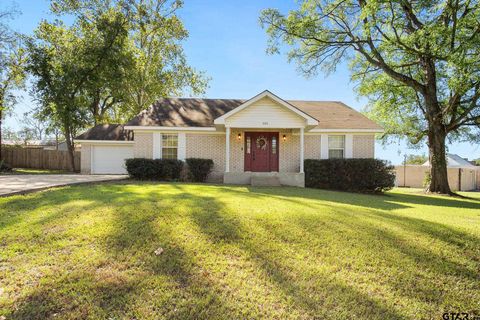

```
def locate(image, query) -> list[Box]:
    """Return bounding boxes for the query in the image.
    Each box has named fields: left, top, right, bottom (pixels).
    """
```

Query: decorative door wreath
left=256, top=136, right=268, bottom=150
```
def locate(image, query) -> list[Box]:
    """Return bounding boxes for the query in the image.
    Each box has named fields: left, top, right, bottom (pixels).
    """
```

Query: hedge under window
left=328, top=135, right=345, bottom=159
left=162, top=134, right=178, bottom=159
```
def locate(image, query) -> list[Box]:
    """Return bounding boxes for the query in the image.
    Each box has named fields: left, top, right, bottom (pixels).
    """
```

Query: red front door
left=244, top=132, right=279, bottom=172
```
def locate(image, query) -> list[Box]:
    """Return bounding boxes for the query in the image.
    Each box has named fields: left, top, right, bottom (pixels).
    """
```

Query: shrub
left=423, top=171, right=431, bottom=190
left=304, top=158, right=395, bottom=193
left=0, top=160, right=12, bottom=173
left=186, top=158, right=214, bottom=182
left=125, top=158, right=184, bottom=181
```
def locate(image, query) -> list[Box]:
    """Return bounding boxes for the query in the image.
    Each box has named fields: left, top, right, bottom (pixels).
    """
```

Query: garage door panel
left=92, top=145, right=133, bottom=174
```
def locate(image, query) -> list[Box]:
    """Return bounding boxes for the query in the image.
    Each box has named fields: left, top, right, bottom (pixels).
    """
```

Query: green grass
left=2, top=168, right=71, bottom=175
left=0, top=183, right=479, bottom=319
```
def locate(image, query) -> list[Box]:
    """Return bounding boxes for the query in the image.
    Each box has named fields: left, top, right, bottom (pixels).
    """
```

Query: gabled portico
left=214, top=90, right=319, bottom=186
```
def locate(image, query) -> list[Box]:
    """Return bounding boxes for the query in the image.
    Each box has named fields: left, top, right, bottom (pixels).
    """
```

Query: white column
left=345, top=134, right=353, bottom=158
left=178, top=132, right=186, bottom=161
left=321, top=134, right=328, bottom=159
left=153, top=132, right=162, bottom=159
left=225, top=127, right=230, bottom=173
left=300, top=127, right=304, bottom=173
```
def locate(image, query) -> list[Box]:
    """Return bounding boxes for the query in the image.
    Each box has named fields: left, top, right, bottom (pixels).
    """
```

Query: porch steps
left=250, top=174, right=281, bottom=187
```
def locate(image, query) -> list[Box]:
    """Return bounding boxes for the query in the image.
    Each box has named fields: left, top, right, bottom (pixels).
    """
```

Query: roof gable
left=214, top=90, right=318, bottom=127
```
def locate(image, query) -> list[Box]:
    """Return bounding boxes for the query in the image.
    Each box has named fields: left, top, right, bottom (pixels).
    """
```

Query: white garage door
left=92, top=145, right=133, bottom=174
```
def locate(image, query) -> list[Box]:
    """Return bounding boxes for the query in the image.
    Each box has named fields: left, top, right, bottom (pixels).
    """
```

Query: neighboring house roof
left=75, top=124, right=133, bottom=141
left=423, top=153, right=476, bottom=168
left=126, top=96, right=381, bottom=130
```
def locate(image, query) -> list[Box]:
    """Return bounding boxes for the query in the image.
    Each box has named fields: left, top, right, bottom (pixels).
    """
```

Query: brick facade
left=82, top=130, right=376, bottom=176
left=133, top=132, right=153, bottom=159
left=279, top=130, right=300, bottom=172
left=304, top=135, right=322, bottom=159
left=353, top=135, right=375, bottom=158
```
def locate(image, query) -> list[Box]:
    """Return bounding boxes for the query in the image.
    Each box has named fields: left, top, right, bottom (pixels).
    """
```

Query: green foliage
left=0, top=159, right=12, bottom=172
left=260, top=1, right=480, bottom=140
left=27, top=12, right=129, bottom=168
left=49, top=0, right=209, bottom=121
left=125, top=158, right=183, bottom=181
left=304, top=158, right=395, bottom=193
left=0, top=6, right=27, bottom=158
left=405, top=154, right=428, bottom=165
left=27, top=0, right=208, bottom=167
left=186, top=158, right=214, bottom=182
left=423, top=171, right=432, bottom=189
left=260, top=0, right=480, bottom=193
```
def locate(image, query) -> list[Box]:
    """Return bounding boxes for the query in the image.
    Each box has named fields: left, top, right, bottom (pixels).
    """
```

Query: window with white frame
left=328, top=135, right=345, bottom=159
left=162, top=134, right=178, bottom=159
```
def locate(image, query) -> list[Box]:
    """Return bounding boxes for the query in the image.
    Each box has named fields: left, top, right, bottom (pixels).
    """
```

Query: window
left=328, top=135, right=345, bottom=159
left=162, top=134, right=178, bottom=159
left=272, top=136, right=277, bottom=154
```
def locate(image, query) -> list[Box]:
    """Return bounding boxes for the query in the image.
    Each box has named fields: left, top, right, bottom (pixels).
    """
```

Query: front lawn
left=0, top=184, right=479, bottom=319
left=1, top=168, right=71, bottom=175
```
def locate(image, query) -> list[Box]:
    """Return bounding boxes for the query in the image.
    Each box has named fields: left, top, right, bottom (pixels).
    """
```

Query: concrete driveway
left=0, top=174, right=128, bottom=196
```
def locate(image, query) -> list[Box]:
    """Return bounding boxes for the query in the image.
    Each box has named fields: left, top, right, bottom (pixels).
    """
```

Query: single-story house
left=75, top=90, right=383, bottom=187
left=395, top=153, right=479, bottom=191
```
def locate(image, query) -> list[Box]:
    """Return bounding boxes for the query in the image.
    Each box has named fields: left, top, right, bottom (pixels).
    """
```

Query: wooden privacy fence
left=1, top=147, right=80, bottom=172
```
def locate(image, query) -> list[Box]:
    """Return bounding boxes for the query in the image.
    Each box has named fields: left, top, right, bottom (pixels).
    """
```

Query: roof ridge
left=157, top=97, right=245, bottom=101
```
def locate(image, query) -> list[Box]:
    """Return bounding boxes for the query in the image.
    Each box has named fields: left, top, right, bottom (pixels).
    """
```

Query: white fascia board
left=308, top=128, right=384, bottom=133
left=214, top=90, right=318, bottom=126
left=75, top=140, right=134, bottom=144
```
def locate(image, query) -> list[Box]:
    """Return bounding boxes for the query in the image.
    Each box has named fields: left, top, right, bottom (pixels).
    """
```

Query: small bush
left=0, top=160, right=12, bottom=173
left=305, top=158, right=395, bottom=193
left=186, top=158, right=214, bottom=182
left=125, top=158, right=183, bottom=180
left=423, top=171, right=431, bottom=190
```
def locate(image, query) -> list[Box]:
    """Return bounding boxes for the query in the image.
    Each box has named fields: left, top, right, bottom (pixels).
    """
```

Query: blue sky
left=3, top=0, right=479, bottom=164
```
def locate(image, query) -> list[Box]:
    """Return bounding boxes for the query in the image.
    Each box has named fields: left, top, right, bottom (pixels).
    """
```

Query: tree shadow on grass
left=5, top=183, right=480, bottom=319
left=8, top=184, right=238, bottom=319
left=238, top=186, right=480, bottom=211
left=176, top=187, right=406, bottom=319
left=9, top=271, right=138, bottom=319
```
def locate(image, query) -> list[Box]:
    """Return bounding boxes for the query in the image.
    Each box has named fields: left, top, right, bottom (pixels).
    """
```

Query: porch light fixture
left=237, top=133, right=242, bottom=140
left=283, top=134, right=287, bottom=141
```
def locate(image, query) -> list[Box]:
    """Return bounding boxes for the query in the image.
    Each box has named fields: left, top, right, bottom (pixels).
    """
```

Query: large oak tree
left=260, top=0, right=480, bottom=194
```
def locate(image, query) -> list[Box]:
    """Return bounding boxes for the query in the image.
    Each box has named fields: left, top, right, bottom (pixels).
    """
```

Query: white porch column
left=225, top=127, right=230, bottom=173
left=300, top=127, right=304, bottom=173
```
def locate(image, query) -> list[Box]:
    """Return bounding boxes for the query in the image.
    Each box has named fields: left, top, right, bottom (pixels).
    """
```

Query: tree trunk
left=421, top=56, right=452, bottom=195
left=0, top=109, right=3, bottom=161
left=64, top=125, right=76, bottom=172
left=426, top=119, right=451, bottom=194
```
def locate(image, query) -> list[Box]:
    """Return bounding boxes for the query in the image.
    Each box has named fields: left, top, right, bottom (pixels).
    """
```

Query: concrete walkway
left=0, top=174, right=128, bottom=196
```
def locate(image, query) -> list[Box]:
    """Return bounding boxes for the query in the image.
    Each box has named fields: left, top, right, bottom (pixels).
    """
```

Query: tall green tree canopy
left=0, top=6, right=26, bottom=159
left=51, top=0, right=209, bottom=121
left=28, top=0, right=208, bottom=170
left=260, top=0, right=480, bottom=194
left=27, top=8, right=130, bottom=169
